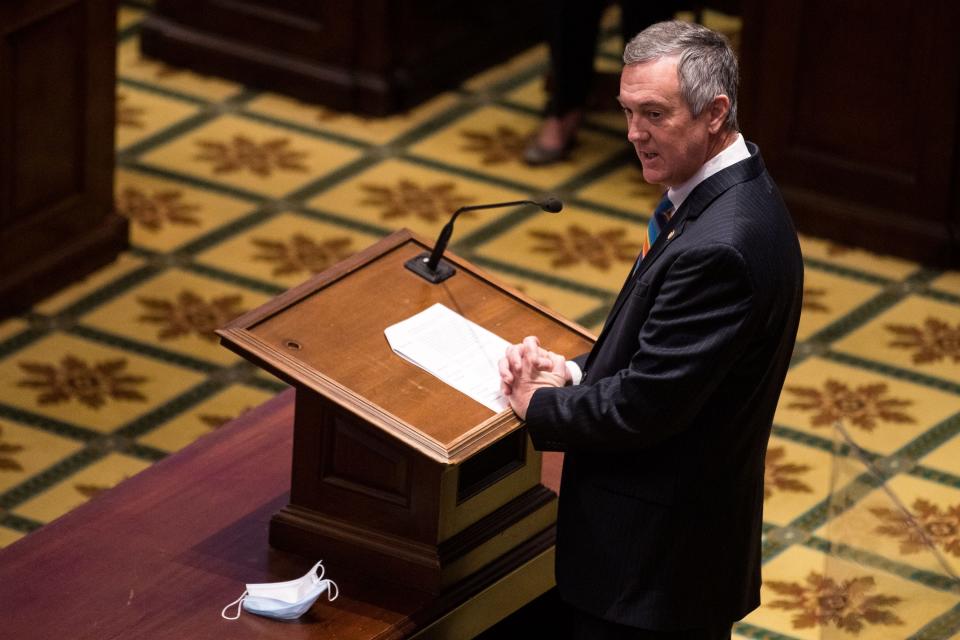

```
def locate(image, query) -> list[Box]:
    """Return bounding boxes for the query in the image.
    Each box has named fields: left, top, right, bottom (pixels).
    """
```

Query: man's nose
left=628, top=123, right=648, bottom=143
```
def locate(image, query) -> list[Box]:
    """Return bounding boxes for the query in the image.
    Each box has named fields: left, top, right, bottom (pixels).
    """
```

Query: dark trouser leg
left=619, top=1, right=685, bottom=45
left=585, top=1, right=686, bottom=116
left=572, top=606, right=732, bottom=640
left=548, top=0, right=685, bottom=116
left=545, top=0, right=605, bottom=116
left=547, top=0, right=687, bottom=116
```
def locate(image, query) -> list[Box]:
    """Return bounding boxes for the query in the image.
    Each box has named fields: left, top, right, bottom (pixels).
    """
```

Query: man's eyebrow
left=617, top=98, right=668, bottom=110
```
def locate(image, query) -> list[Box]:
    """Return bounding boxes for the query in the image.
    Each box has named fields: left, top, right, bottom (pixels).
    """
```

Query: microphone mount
left=405, top=197, right=563, bottom=284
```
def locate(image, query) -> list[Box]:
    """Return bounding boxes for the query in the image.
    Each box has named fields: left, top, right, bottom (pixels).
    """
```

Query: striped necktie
left=641, top=193, right=674, bottom=259
left=629, top=194, right=673, bottom=278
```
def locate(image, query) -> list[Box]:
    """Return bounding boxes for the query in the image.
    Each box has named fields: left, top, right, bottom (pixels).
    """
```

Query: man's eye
left=648, top=111, right=662, bottom=120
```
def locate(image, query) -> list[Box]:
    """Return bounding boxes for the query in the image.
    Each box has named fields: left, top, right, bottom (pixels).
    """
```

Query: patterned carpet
left=0, top=3, right=958, bottom=638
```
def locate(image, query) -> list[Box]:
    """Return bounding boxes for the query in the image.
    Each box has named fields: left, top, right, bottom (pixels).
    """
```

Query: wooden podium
left=217, top=230, right=593, bottom=603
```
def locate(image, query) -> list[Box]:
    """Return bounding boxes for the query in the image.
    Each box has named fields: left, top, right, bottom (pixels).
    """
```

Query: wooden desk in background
left=0, top=0, right=128, bottom=317
left=0, top=389, right=563, bottom=639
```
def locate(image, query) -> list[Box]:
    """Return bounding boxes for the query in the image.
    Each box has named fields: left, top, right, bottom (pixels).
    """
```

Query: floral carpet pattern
left=0, top=4, right=958, bottom=638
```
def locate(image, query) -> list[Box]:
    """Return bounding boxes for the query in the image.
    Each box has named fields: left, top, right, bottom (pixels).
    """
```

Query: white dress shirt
left=666, top=133, right=749, bottom=214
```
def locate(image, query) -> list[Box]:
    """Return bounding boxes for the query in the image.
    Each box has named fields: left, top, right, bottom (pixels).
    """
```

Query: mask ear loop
left=325, top=579, right=339, bottom=602
left=221, top=591, right=248, bottom=620
left=310, top=560, right=325, bottom=583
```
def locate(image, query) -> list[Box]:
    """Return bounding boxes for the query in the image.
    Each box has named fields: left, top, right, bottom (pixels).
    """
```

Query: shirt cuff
left=565, top=360, right=583, bottom=386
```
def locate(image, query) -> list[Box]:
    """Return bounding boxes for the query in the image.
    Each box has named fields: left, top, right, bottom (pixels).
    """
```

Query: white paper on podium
left=384, top=303, right=510, bottom=413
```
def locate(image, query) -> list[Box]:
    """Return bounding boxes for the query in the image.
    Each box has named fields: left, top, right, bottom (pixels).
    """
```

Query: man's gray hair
left=623, top=20, right=739, bottom=130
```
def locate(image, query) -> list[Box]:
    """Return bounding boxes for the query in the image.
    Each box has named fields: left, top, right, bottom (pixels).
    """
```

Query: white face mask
left=221, top=561, right=339, bottom=621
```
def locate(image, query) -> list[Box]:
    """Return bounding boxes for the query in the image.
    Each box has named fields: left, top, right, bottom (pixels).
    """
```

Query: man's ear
left=706, top=95, right=731, bottom=134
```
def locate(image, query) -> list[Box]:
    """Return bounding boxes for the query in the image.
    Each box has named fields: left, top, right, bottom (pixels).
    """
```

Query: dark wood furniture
left=217, top=229, right=593, bottom=597
left=140, top=0, right=547, bottom=116
left=0, top=388, right=565, bottom=639
left=739, top=0, right=960, bottom=266
left=0, top=0, right=128, bottom=317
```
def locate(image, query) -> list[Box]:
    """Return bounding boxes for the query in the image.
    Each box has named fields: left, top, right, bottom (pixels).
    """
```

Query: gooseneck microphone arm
left=426, top=200, right=535, bottom=273
left=405, top=197, right=563, bottom=284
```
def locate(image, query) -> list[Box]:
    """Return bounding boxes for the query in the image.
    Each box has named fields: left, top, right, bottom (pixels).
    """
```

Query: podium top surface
left=218, top=230, right=594, bottom=464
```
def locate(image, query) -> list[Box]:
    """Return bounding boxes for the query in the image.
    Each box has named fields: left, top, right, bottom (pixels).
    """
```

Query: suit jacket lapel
left=584, top=144, right=766, bottom=373
left=599, top=209, right=686, bottom=334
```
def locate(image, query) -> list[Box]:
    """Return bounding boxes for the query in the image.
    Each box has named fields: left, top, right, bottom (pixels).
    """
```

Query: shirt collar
left=666, top=133, right=750, bottom=213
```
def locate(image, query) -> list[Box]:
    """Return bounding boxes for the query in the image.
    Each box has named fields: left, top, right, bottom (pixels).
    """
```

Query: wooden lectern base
left=0, top=390, right=562, bottom=639
left=217, top=230, right=591, bottom=599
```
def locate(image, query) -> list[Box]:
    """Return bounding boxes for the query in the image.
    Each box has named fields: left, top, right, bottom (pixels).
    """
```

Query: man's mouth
left=641, top=152, right=659, bottom=160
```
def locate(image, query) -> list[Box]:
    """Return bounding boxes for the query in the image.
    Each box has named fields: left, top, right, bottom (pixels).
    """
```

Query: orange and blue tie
left=641, top=193, right=674, bottom=260
left=629, top=194, right=673, bottom=279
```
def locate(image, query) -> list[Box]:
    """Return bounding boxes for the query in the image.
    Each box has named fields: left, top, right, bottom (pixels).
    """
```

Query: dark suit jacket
left=525, top=143, right=803, bottom=630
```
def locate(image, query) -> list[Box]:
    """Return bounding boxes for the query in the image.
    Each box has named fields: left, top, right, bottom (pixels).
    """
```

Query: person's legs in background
left=523, top=0, right=603, bottom=165
left=524, top=0, right=682, bottom=166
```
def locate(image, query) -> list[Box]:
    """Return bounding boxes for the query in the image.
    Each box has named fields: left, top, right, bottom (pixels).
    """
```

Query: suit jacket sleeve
left=526, top=242, right=757, bottom=452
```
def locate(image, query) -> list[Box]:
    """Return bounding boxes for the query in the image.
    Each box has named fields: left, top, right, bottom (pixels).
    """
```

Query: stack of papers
left=384, top=303, right=510, bottom=413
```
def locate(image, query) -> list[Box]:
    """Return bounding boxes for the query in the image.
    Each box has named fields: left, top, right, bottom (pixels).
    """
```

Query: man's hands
left=498, top=336, right=568, bottom=420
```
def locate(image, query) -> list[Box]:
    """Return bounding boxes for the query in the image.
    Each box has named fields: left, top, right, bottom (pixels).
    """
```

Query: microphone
left=405, top=197, right=564, bottom=283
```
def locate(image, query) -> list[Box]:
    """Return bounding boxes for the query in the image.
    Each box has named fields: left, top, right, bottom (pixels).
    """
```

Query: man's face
left=618, top=57, right=716, bottom=188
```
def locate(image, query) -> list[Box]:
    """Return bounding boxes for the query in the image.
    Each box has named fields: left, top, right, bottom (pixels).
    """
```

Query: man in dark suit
left=499, top=20, right=804, bottom=639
